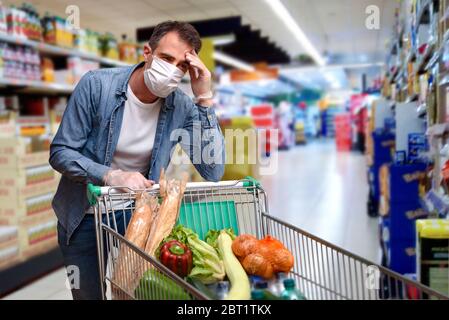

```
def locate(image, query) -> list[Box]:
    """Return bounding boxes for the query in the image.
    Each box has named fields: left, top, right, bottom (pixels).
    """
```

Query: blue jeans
left=57, top=209, right=132, bottom=300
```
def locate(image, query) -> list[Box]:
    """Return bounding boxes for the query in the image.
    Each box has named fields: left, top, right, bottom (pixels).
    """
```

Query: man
left=49, top=21, right=225, bottom=300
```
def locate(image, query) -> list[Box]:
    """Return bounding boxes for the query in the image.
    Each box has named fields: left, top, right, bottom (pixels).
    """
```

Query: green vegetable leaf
left=160, top=224, right=226, bottom=284
left=205, top=228, right=236, bottom=257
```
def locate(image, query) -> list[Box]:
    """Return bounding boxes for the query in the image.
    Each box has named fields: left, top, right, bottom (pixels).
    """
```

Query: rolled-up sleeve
left=49, top=71, right=110, bottom=185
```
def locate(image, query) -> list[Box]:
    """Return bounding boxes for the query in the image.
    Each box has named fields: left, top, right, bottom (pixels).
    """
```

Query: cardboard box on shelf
left=0, top=245, right=20, bottom=271
left=0, top=177, right=58, bottom=204
left=18, top=212, right=58, bottom=261
left=0, top=165, right=57, bottom=188
left=0, top=203, right=55, bottom=225
left=0, top=225, right=20, bottom=271
left=0, top=120, right=16, bottom=138
left=0, top=151, right=49, bottom=169
left=0, top=178, right=58, bottom=204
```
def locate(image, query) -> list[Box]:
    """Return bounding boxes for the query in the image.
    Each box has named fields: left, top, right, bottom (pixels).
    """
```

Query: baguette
left=112, top=191, right=159, bottom=297
left=144, top=169, right=188, bottom=257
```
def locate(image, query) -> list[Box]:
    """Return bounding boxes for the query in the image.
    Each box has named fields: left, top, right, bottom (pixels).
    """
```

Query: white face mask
left=143, top=56, right=185, bottom=98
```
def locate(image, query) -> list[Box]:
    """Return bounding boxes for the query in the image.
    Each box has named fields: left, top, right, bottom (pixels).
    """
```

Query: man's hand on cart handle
left=103, top=169, right=154, bottom=190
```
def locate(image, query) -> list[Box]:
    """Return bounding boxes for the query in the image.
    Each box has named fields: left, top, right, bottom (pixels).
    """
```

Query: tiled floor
left=3, top=138, right=379, bottom=300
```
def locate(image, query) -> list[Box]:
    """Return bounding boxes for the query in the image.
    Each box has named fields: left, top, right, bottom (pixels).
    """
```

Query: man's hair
left=149, top=21, right=202, bottom=53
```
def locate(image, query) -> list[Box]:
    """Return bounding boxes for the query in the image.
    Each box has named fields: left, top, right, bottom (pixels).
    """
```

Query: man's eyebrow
left=159, top=52, right=188, bottom=64
left=159, top=52, right=176, bottom=60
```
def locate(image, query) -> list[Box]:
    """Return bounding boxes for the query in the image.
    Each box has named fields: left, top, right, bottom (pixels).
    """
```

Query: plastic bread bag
left=112, top=191, right=159, bottom=298
left=144, top=168, right=188, bottom=257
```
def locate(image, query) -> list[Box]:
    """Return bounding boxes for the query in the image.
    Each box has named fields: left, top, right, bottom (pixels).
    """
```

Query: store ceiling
left=10, top=0, right=396, bottom=65
left=6, top=0, right=393, bottom=92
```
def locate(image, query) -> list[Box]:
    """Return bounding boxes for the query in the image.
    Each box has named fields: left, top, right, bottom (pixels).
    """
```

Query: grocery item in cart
left=113, top=170, right=188, bottom=296
left=112, top=191, right=158, bottom=296
left=135, top=268, right=192, bottom=300
left=161, top=225, right=225, bottom=284
left=281, top=278, right=306, bottom=300
left=144, top=169, right=188, bottom=256
left=232, top=234, right=294, bottom=279
left=159, top=239, right=193, bottom=278
left=217, top=231, right=251, bottom=300
left=124, top=192, right=158, bottom=250
left=268, top=272, right=287, bottom=296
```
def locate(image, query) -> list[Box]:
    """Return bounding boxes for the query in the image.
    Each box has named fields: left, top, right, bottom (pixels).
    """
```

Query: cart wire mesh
left=92, top=180, right=449, bottom=300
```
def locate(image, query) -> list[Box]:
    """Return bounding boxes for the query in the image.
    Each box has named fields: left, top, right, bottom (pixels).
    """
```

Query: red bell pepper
left=159, top=240, right=193, bottom=278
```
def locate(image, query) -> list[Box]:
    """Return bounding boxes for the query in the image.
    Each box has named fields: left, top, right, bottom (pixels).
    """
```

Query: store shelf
left=416, top=0, right=431, bottom=25
left=0, top=78, right=74, bottom=94
left=0, top=32, right=131, bottom=67
left=426, top=122, right=449, bottom=136
left=439, top=71, right=449, bottom=86
left=425, top=46, right=441, bottom=71
left=406, top=50, right=417, bottom=63
left=416, top=43, right=436, bottom=74
left=0, top=247, right=63, bottom=297
left=406, top=93, right=419, bottom=103
left=417, top=103, right=427, bottom=118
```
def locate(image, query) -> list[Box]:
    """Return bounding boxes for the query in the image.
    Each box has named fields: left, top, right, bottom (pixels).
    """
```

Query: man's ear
left=143, top=43, right=153, bottom=64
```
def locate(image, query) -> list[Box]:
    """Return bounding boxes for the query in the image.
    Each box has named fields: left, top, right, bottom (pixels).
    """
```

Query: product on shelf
left=119, top=35, right=139, bottom=64
left=42, top=14, right=73, bottom=48
left=67, top=57, right=99, bottom=85
left=86, top=29, right=100, bottom=56
left=20, top=3, right=42, bottom=41
left=100, top=33, right=119, bottom=60
left=416, top=219, right=449, bottom=297
left=48, top=96, right=66, bottom=134
left=73, top=28, right=88, bottom=53
left=0, top=1, right=7, bottom=34
left=0, top=42, right=41, bottom=81
left=408, top=133, right=429, bottom=163
left=40, top=57, right=54, bottom=82
left=6, top=6, right=27, bottom=39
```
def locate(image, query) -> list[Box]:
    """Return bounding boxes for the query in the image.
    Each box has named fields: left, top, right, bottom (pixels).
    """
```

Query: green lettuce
left=161, top=225, right=225, bottom=284
left=205, top=229, right=236, bottom=257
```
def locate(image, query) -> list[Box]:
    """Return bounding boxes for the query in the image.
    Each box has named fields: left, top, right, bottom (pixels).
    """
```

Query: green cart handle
left=243, top=176, right=261, bottom=189
left=86, top=177, right=262, bottom=206
left=87, top=183, right=102, bottom=206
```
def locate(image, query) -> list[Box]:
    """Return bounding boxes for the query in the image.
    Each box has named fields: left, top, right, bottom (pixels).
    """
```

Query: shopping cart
left=87, top=178, right=448, bottom=300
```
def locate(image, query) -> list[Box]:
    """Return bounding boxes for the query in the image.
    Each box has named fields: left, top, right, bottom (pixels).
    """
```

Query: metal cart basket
left=87, top=179, right=448, bottom=300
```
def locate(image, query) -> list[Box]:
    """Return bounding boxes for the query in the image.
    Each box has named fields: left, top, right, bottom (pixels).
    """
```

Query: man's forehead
left=157, top=32, right=193, bottom=52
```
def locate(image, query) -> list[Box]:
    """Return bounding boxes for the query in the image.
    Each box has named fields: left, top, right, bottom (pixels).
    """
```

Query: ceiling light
left=213, top=51, right=255, bottom=72
left=263, top=0, right=326, bottom=66
left=211, top=34, right=236, bottom=46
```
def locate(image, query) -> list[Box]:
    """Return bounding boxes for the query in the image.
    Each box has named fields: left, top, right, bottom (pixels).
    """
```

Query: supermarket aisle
left=3, top=268, right=71, bottom=300
left=261, top=139, right=380, bottom=262
left=3, top=139, right=379, bottom=300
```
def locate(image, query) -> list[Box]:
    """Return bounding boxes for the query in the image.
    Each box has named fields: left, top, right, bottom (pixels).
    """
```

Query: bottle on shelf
left=281, top=278, right=307, bottom=300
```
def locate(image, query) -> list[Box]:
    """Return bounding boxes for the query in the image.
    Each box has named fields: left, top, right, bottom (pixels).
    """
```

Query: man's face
left=144, top=31, right=193, bottom=74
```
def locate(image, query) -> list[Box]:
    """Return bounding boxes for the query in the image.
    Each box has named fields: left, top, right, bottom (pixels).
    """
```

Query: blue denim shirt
left=50, top=62, right=225, bottom=243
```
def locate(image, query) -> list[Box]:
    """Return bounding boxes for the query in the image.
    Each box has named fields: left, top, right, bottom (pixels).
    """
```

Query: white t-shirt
left=111, top=85, right=162, bottom=175
left=87, top=85, right=161, bottom=214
